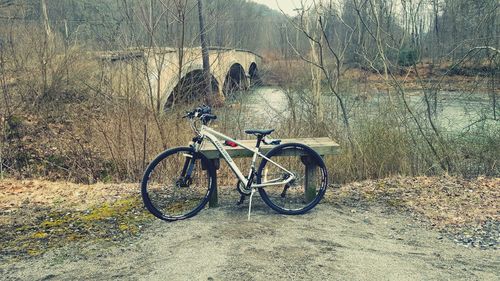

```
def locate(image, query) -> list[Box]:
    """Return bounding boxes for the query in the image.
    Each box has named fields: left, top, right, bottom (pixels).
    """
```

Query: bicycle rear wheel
left=141, top=147, right=216, bottom=221
left=256, top=143, right=327, bottom=215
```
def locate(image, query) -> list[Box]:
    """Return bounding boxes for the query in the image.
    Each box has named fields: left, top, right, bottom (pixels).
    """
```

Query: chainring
left=236, top=180, right=252, bottom=195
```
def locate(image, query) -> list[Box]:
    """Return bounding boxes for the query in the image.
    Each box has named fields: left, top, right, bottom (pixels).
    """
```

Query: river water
left=232, top=86, right=497, bottom=133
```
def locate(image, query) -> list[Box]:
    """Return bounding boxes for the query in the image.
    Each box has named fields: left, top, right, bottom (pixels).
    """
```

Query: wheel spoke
left=141, top=148, right=214, bottom=221
left=257, top=144, right=327, bottom=215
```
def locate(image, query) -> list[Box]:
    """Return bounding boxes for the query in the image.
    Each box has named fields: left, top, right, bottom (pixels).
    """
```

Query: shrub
left=398, top=48, right=419, bottom=67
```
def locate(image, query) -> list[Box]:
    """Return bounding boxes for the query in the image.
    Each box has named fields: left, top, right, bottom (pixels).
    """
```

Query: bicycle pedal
left=237, top=195, right=246, bottom=205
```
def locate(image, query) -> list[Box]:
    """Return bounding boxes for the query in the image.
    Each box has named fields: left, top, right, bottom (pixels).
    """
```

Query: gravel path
left=1, top=202, right=499, bottom=281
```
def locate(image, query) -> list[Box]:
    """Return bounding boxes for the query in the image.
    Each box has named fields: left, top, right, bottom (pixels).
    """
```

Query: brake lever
left=182, top=111, right=193, bottom=119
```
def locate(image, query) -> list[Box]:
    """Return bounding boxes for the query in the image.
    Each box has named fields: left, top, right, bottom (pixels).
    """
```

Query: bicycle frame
left=192, top=125, right=295, bottom=189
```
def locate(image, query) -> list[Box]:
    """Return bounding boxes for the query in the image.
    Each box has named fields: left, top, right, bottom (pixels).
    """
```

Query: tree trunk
left=40, top=0, right=51, bottom=95
left=306, top=16, right=323, bottom=123
left=197, top=0, right=212, bottom=99
left=41, top=0, right=51, bottom=38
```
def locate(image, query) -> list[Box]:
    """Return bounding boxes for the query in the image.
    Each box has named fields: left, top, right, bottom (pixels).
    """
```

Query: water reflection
left=232, top=87, right=496, bottom=133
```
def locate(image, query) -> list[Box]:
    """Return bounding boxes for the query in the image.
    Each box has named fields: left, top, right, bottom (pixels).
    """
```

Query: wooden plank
left=208, top=159, right=219, bottom=208
left=202, top=137, right=340, bottom=208
left=199, top=137, right=340, bottom=159
left=302, top=155, right=318, bottom=203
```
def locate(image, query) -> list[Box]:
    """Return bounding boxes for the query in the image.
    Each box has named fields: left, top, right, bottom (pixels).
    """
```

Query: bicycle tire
left=256, top=143, right=327, bottom=215
left=141, top=146, right=216, bottom=221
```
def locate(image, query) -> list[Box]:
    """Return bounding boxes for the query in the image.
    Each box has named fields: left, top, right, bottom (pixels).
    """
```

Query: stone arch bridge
left=100, top=47, right=261, bottom=109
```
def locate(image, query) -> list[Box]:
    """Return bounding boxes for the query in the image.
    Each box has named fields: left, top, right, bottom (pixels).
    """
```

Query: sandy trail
left=1, top=202, right=499, bottom=281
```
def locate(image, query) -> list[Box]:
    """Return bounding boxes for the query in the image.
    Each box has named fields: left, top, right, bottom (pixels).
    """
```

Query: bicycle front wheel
left=141, top=147, right=216, bottom=221
left=256, top=143, right=327, bottom=215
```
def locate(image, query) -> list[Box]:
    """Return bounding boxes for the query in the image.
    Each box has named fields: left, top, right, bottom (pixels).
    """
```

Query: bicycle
left=141, top=105, right=328, bottom=221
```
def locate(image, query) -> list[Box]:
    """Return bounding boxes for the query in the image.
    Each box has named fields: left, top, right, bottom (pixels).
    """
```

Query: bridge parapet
left=98, top=47, right=261, bottom=109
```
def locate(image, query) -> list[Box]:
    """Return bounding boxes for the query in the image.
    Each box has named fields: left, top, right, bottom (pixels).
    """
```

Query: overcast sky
left=249, top=0, right=303, bottom=15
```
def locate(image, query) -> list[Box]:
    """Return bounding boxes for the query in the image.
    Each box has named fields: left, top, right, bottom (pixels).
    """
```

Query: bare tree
left=284, top=1, right=355, bottom=140
left=39, top=0, right=52, bottom=96
left=197, top=0, right=212, bottom=101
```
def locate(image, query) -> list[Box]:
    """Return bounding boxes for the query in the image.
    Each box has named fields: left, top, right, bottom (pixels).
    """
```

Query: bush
left=398, top=48, right=419, bottom=67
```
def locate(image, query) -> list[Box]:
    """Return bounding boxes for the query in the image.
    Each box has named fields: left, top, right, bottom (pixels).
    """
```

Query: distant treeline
left=0, top=0, right=287, bottom=52
left=0, top=0, right=497, bottom=64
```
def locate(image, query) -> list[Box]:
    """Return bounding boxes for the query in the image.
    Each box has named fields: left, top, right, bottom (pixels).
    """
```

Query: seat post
left=255, top=135, right=264, bottom=149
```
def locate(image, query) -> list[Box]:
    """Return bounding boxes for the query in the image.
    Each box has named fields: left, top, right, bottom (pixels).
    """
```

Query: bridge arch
left=164, top=68, right=220, bottom=110
left=223, top=62, right=248, bottom=95
left=248, top=62, right=261, bottom=86
left=134, top=48, right=262, bottom=109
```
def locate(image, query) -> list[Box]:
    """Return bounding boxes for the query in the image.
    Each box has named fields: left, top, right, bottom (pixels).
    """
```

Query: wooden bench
left=199, top=137, right=340, bottom=207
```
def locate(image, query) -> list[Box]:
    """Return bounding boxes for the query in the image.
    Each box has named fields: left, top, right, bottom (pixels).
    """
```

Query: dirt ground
left=0, top=177, right=498, bottom=280
left=1, top=201, right=499, bottom=280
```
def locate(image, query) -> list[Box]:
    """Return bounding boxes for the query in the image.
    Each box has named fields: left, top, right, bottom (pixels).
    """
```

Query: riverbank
left=1, top=175, right=498, bottom=263
left=261, top=59, right=496, bottom=93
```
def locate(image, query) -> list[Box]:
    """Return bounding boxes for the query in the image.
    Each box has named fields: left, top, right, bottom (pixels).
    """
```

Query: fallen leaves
left=330, top=175, right=499, bottom=229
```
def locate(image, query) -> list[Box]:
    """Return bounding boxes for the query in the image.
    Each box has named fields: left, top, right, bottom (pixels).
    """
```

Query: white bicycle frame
left=192, top=125, right=295, bottom=189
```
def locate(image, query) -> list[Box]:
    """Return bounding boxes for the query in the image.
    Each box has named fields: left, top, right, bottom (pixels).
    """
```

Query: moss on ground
left=0, top=196, right=153, bottom=261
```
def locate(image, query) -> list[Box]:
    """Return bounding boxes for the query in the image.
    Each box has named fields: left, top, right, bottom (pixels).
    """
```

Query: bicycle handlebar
left=182, top=105, right=217, bottom=125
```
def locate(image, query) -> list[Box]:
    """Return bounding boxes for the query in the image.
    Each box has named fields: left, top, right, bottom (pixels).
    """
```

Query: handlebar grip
left=197, top=105, right=212, bottom=114
left=183, top=106, right=214, bottom=122
left=200, top=113, right=217, bottom=124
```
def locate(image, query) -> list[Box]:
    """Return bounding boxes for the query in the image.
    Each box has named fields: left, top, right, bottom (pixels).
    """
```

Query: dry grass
left=1, top=26, right=497, bottom=185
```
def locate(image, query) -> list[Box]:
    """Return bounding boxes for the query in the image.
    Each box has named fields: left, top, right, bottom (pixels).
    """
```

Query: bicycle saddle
left=244, top=129, right=274, bottom=137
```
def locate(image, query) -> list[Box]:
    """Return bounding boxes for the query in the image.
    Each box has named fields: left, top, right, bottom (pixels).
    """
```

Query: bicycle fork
left=178, top=154, right=196, bottom=187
